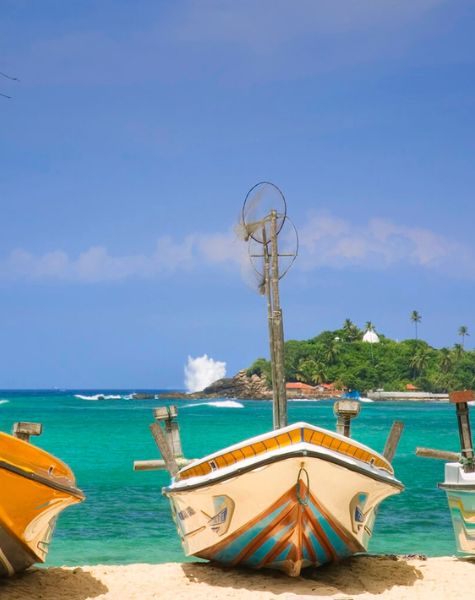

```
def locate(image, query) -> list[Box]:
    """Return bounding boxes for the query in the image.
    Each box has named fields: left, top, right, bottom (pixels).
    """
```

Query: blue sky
left=1, top=0, right=475, bottom=388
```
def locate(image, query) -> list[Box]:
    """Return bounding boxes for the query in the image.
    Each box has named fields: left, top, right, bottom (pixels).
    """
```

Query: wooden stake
left=149, top=423, right=179, bottom=477
left=333, top=400, right=360, bottom=437
left=383, top=421, right=404, bottom=462
left=12, top=422, right=42, bottom=442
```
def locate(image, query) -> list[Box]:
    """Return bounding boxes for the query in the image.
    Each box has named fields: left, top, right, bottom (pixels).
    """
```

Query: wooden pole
left=450, top=390, right=475, bottom=472
left=149, top=423, right=179, bottom=477
left=416, top=447, right=461, bottom=461
left=134, top=458, right=192, bottom=471
left=333, top=400, right=360, bottom=437
left=383, top=421, right=404, bottom=462
left=270, top=210, right=287, bottom=429
left=263, top=225, right=280, bottom=430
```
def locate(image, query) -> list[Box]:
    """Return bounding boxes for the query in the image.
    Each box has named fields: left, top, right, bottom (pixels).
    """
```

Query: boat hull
left=0, top=432, right=84, bottom=576
left=165, top=423, right=403, bottom=576
left=440, top=462, right=475, bottom=555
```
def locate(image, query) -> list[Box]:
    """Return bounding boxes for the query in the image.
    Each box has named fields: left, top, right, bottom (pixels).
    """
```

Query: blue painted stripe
left=212, top=501, right=291, bottom=564
left=307, top=500, right=351, bottom=558
left=307, top=529, right=329, bottom=564
left=243, top=522, right=293, bottom=567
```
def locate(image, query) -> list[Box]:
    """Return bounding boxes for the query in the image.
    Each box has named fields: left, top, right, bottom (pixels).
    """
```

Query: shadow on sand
left=0, top=567, right=109, bottom=600
left=182, top=554, right=423, bottom=597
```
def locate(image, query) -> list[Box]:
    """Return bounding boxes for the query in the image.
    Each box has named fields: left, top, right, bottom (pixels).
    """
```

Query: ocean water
left=0, top=391, right=466, bottom=565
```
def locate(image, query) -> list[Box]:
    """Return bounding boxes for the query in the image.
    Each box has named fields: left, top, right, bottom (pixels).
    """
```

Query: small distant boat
left=164, top=420, right=403, bottom=576
left=0, top=424, right=84, bottom=576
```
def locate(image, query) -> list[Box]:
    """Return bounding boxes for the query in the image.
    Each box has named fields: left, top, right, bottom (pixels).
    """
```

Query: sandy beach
left=1, top=556, right=474, bottom=600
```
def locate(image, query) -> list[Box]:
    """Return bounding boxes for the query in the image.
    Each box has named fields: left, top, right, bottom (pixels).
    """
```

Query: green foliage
left=248, top=327, right=475, bottom=393
left=247, top=357, right=272, bottom=385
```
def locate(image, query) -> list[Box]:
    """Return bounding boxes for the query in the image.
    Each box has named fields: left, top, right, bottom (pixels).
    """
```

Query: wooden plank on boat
left=153, top=406, right=184, bottom=458
left=383, top=420, right=404, bottom=462
left=12, top=422, right=42, bottom=442
left=149, top=423, right=180, bottom=476
left=416, top=447, right=461, bottom=461
left=133, top=458, right=194, bottom=471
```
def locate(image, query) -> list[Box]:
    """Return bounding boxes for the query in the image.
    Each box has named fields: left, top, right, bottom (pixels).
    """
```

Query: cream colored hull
left=165, top=423, right=403, bottom=576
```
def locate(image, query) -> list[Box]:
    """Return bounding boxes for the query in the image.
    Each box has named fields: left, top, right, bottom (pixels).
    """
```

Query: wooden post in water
left=333, top=400, right=360, bottom=437
left=12, top=422, right=42, bottom=442
left=450, top=390, right=475, bottom=473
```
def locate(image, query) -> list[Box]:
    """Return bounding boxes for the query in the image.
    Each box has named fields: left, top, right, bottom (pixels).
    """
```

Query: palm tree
left=365, top=321, right=375, bottom=332
left=410, top=346, right=430, bottom=376
left=410, top=310, right=422, bottom=340
left=296, top=359, right=327, bottom=385
left=452, top=343, right=464, bottom=362
left=458, top=325, right=470, bottom=348
left=439, top=348, right=453, bottom=374
left=325, top=339, right=341, bottom=365
left=342, top=318, right=360, bottom=342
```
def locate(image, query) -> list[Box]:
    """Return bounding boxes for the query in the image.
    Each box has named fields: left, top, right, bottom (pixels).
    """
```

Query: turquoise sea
left=0, top=391, right=467, bottom=565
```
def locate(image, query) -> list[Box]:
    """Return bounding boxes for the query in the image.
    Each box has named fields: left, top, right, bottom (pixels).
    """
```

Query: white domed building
left=362, top=329, right=380, bottom=344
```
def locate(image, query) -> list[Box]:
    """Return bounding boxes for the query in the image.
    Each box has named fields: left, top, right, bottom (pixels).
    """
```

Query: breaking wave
left=184, top=355, right=226, bottom=393
left=0, top=399, right=9, bottom=405
left=75, top=394, right=122, bottom=401
left=183, top=400, right=244, bottom=409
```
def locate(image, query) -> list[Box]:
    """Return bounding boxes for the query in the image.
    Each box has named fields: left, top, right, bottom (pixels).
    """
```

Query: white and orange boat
left=0, top=427, right=84, bottom=576
left=163, top=420, right=403, bottom=576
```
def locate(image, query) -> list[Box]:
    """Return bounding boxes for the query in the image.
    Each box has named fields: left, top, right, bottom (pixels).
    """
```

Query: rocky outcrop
left=157, top=370, right=271, bottom=400
left=200, top=370, right=271, bottom=399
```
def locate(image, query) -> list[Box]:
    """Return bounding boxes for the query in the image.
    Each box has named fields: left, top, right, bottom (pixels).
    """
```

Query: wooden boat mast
left=261, top=209, right=287, bottom=430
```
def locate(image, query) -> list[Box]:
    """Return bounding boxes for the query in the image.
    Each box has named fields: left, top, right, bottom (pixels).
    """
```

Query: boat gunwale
left=175, top=421, right=393, bottom=481
left=0, top=460, right=85, bottom=500
left=438, top=482, right=475, bottom=491
left=163, top=445, right=404, bottom=494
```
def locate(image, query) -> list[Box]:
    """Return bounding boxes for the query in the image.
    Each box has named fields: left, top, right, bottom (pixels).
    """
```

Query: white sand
left=1, top=556, right=475, bottom=599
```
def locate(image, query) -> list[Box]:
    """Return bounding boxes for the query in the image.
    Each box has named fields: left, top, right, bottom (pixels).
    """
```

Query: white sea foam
left=183, top=400, right=244, bottom=409
left=0, top=399, right=9, bottom=405
left=74, top=394, right=122, bottom=401
left=184, top=354, right=226, bottom=393
left=359, top=397, right=374, bottom=403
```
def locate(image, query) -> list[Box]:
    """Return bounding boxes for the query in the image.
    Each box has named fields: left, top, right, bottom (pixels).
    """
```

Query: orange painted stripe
left=176, top=426, right=393, bottom=481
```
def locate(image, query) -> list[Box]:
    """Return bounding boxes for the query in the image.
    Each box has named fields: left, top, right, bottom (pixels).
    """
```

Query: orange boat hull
left=0, top=432, right=84, bottom=575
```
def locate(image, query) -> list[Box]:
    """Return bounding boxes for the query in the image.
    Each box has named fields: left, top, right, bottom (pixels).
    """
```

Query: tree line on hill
left=247, top=319, right=474, bottom=393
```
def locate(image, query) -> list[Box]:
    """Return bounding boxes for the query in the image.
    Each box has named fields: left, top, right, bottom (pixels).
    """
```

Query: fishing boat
left=416, top=390, right=475, bottom=556
left=163, top=420, right=403, bottom=576
left=440, top=461, right=475, bottom=555
left=136, top=183, right=404, bottom=575
left=0, top=424, right=84, bottom=576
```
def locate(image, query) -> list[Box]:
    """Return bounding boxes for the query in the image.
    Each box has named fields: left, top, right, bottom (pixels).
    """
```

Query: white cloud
left=0, top=214, right=473, bottom=283
left=298, top=213, right=470, bottom=273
